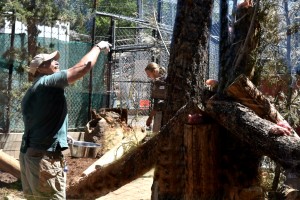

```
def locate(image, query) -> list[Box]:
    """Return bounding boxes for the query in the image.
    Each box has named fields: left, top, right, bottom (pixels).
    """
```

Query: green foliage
left=0, top=0, right=65, bottom=68
left=256, top=0, right=300, bottom=129
left=98, top=0, right=137, bottom=17
left=96, top=0, right=138, bottom=37
left=61, top=0, right=94, bottom=34
left=256, top=0, right=282, bottom=78
left=257, top=0, right=300, bottom=77
left=0, top=0, right=139, bottom=50
left=0, top=0, right=61, bottom=26
left=269, top=89, right=300, bottom=128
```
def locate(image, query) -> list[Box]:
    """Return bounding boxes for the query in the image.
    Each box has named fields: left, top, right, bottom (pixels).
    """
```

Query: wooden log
left=66, top=125, right=161, bottom=199
left=0, top=149, right=21, bottom=179
left=205, top=100, right=300, bottom=176
left=225, top=74, right=300, bottom=139
left=81, top=131, right=146, bottom=176
left=225, top=74, right=285, bottom=123
left=184, top=124, right=221, bottom=199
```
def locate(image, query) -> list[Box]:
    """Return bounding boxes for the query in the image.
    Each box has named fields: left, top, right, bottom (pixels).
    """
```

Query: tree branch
left=205, top=100, right=300, bottom=176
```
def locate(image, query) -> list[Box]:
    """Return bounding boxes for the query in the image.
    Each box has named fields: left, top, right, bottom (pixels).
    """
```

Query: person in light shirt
left=144, top=62, right=167, bottom=133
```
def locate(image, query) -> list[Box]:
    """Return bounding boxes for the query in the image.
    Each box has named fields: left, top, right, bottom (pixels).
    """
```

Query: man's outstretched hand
left=96, top=41, right=112, bottom=54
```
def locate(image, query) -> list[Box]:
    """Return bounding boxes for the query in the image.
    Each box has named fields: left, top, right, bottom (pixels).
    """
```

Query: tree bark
left=225, top=74, right=286, bottom=123
left=218, top=2, right=260, bottom=92
left=163, top=0, right=213, bottom=122
left=184, top=124, right=222, bottom=199
left=225, top=74, right=300, bottom=138
left=27, top=18, right=38, bottom=59
left=154, top=0, right=214, bottom=199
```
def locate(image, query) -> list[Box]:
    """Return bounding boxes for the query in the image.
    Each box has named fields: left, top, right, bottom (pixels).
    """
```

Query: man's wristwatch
left=95, top=44, right=102, bottom=50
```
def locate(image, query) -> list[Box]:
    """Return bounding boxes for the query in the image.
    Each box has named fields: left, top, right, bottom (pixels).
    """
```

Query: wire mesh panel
left=64, top=42, right=108, bottom=130
left=111, top=50, right=152, bottom=116
left=0, top=33, right=107, bottom=131
left=96, top=0, right=220, bottom=118
left=94, top=0, right=177, bottom=118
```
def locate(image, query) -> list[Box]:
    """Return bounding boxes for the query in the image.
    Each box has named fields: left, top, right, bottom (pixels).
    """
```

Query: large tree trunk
left=184, top=123, right=222, bottom=199
left=27, top=18, right=38, bottom=59
left=163, top=0, right=213, bottom=122
left=155, top=0, right=214, bottom=198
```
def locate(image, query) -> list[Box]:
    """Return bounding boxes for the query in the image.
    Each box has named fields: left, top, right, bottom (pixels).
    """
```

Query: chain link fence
left=0, top=33, right=108, bottom=132
left=0, top=0, right=220, bottom=132
left=94, top=0, right=177, bottom=122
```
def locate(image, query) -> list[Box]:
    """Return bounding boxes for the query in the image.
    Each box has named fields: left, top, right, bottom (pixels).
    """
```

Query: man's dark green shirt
left=20, top=70, right=69, bottom=153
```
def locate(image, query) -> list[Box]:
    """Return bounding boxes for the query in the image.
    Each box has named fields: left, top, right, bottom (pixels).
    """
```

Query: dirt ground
left=0, top=155, right=97, bottom=199
left=66, top=155, right=98, bottom=186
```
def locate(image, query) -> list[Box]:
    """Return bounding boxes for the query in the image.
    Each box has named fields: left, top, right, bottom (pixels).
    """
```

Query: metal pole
left=155, top=0, right=162, bottom=63
left=137, top=0, right=142, bottom=17
left=88, top=0, right=97, bottom=121
left=5, top=11, right=16, bottom=133
left=136, top=0, right=143, bottom=43
left=106, top=18, right=115, bottom=108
